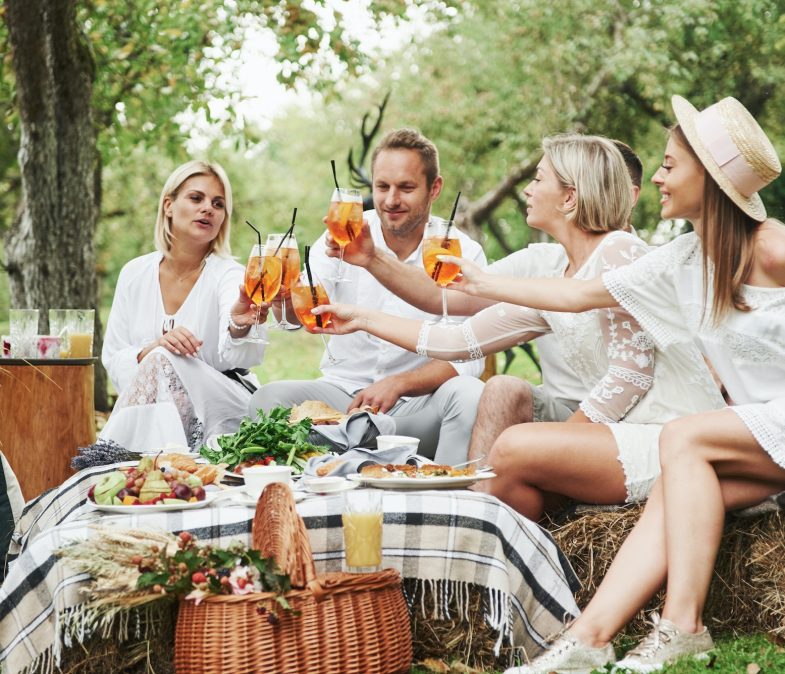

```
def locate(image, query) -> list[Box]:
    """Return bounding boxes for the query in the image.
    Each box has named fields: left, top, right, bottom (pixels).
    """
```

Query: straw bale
left=544, top=505, right=785, bottom=638
left=404, top=578, right=513, bottom=672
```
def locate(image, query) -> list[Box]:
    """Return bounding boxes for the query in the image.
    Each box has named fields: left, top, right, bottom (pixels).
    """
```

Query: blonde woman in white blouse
left=312, top=134, right=725, bottom=520
left=411, top=97, right=785, bottom=674
left=101, top=160, right=267, bottom=452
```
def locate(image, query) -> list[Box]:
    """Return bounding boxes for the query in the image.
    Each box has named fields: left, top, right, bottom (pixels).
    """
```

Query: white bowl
left=302, top=476, right=346, bottom=494
left=243, top=465, right=292, bottom=497
left=375, top=434, right=420, bottom=451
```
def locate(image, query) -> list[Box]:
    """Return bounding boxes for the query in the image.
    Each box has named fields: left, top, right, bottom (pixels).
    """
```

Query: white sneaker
left=613, top=614, right=714, bottom=673
left=505, top=634, right=615, bottom=674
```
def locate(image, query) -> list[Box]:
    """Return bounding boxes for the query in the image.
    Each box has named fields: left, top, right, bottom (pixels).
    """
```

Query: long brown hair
left=671, top=125, right=756, bottom=322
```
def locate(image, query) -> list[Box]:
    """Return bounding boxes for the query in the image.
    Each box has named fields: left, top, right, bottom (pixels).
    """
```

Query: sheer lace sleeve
left=580, top=234, right=655, bottom=423
left=415, top=303, right=550, bottom=361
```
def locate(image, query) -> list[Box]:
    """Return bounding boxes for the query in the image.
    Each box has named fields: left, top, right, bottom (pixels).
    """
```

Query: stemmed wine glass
left=422, top=218, right=463, bottom=326
left=325, top=188, right=363, bottom=283
left=244, top=238, right=283, bottom=341
left=267, top=232, right=301, bottom=330
left=290, top=269, right=339, bottom=365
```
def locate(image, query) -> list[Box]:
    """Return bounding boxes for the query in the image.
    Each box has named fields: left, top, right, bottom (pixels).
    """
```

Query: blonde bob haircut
left=541, top=134, right=633, bottom=233
left=154, top=160, right=233, bottom=258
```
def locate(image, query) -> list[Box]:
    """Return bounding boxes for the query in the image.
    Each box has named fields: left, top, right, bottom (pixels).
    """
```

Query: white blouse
left=102, top=251, right=266, bottom=394
left=604, top=232, right=785, bottom=465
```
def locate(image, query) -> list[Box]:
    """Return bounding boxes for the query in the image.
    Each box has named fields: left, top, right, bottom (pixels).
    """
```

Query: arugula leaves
left=198, top=406, right=328, bottom=472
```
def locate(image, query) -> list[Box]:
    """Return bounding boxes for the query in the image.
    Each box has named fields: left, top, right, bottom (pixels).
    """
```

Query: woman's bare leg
left=486, top=422, right=627, bottom=519
left=566, top=409, right=785, bottom=648
left=658, top=409, right=785, bottom=632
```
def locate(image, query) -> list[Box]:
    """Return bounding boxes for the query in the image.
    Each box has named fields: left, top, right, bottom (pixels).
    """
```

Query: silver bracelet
left=227, top=315, right=250, bottom=333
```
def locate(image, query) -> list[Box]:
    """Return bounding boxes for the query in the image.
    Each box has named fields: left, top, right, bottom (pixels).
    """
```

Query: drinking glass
left=49, top=309, right=70, bottom=357
left=268, top=233, right=301, bottom=331
left=9, top=309, right=39, bottom=358
left=422, top=218, right=463, bottom=326
left=342, top=489, right=383, bottom=573
left=325, top=188, right=363, bottom=284
left=290, top=270, right=339, bottom=365
left=244, top=241, right=283, bottom=341
left=65, top=309, right=95, bottom=357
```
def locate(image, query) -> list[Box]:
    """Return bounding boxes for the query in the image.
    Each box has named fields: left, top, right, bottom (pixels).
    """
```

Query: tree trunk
left=3, top=0, right=109, bottom=411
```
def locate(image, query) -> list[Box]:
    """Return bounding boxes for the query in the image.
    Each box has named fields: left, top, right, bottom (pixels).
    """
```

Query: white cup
left=243, top=465, right=292, bottom=498
left=375, top=435, right=420, bottom=451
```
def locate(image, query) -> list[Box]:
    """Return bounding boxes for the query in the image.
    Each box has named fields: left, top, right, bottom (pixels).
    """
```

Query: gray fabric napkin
left=303, top=445, right=431, bottom=478
left=307, top=411, right=396, bottom=454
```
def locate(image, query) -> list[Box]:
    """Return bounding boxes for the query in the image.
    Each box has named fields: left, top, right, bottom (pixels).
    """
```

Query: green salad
left=199, top=406, right=329, bottom=473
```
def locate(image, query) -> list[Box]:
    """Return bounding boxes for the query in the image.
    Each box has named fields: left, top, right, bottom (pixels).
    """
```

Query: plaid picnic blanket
left=1, top=465, right=580, bottom=674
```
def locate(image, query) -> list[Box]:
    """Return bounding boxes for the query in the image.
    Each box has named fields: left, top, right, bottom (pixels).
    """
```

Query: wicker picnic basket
left=174, top=483, right=412, bottom=674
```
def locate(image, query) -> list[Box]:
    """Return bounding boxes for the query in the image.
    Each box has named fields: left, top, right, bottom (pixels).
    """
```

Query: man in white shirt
left=249, top=128, right=487, bottom=464
left=328, top=140, right=643, bottom=461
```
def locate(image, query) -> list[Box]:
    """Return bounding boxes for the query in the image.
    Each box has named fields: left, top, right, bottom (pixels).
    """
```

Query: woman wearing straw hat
left=100, top=160, right=268, bottom=453
left=415, top=96, right=783, bottom=673
left=315, top=96, right=785, bottom=670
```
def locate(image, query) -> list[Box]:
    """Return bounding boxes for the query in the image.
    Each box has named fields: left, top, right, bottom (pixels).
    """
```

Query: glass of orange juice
left=64, top=309, right=94, bottom=358
left=342, top=489, right=383, bottom=573
left=422, top=218, right=463, bottom=326
left=325, top=188, right=363, bottom=284
left=268, top=233, right=300, bottom=331
left=290, top=270, right=339, bottom=365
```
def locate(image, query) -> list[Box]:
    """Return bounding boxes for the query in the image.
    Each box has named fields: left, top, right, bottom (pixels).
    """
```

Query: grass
left=407, top=633, right=785, bottom=673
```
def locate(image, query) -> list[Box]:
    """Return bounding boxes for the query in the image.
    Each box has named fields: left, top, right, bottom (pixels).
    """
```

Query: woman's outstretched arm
left=443, top=255, right=618, bottom=312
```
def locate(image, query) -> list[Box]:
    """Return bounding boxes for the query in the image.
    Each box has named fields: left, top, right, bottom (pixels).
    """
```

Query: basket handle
left=252, top=483, right=317, bottom=589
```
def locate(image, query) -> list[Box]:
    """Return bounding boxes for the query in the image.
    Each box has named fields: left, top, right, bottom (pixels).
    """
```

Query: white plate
left=87, top=497, right=212, bottom=514
left=346, top=472, right=496, bottom=490
left=211, top=488, right=306, bottom=506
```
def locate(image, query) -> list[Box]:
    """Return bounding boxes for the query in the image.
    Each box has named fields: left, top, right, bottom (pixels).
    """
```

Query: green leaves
left=198, top=406, right=328, bottom=471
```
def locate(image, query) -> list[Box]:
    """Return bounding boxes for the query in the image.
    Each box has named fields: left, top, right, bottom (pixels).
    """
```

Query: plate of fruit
left=87, top=456, right=218, bottom=513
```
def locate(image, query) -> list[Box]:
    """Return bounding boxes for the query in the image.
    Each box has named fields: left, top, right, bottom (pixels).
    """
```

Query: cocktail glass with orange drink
left=325, top=188, right=363, bottom=283
left=290, top=269, right=339, bottom=365
left=268, top=233, right=301, bottom=330
left=244, top=239, right=283, bottom=340
left=422, top=218, right=463, bottom=326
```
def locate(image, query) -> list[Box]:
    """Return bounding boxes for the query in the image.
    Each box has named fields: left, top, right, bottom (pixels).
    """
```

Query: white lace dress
left=100, top=252, right=267, bottom=452
left=416, top=231, right=727, bottom=501
left=604, top=232, right=785, bottom=467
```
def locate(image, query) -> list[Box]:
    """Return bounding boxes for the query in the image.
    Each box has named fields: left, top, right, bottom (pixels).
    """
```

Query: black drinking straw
left=245, top=220, right=265, bottom=301
left=245, top=220, right=262, bottom=249
left=431, top=191, right=462, bottom=282
left=303, top=245, right=323, bottom=329
left=331, top=160, right=340, bottom=190
left=273, top=207, right=297, bottom=257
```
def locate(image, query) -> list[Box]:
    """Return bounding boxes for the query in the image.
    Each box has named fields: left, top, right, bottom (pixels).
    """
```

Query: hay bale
left=404, top=578, right=514, bottom=672
left=57, top=603, right=176, bottom=674
left=545, top=506, right=785, bottom=638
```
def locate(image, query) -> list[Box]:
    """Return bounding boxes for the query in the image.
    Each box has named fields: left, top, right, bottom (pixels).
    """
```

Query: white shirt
left=102, top=251, right=267, bottom=394
left=487, top=243, right=586, bottom=406
left=308, top=211, right=487, bottom=395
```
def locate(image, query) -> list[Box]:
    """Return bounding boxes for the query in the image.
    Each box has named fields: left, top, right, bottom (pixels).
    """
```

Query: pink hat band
left=693, top=103, right=767, bottom=198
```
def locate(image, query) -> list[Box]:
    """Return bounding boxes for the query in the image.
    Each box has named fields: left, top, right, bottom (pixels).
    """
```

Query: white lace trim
left=461, top=320, right=484, bottom=361
left=731, top=404, right=785, bottom=468
left=608, top=365, right=654, bottom=390
left=580, top=401, right=616, bottom=424
left=415, top=322, right=431, bottom=357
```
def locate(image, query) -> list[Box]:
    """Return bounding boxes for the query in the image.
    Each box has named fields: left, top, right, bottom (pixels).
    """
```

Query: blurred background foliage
left=2, top=0, right=785, bottom=337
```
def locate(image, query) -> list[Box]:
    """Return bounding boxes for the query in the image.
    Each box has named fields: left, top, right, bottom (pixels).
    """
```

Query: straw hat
left=671, top=95, right=781, bottom=222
